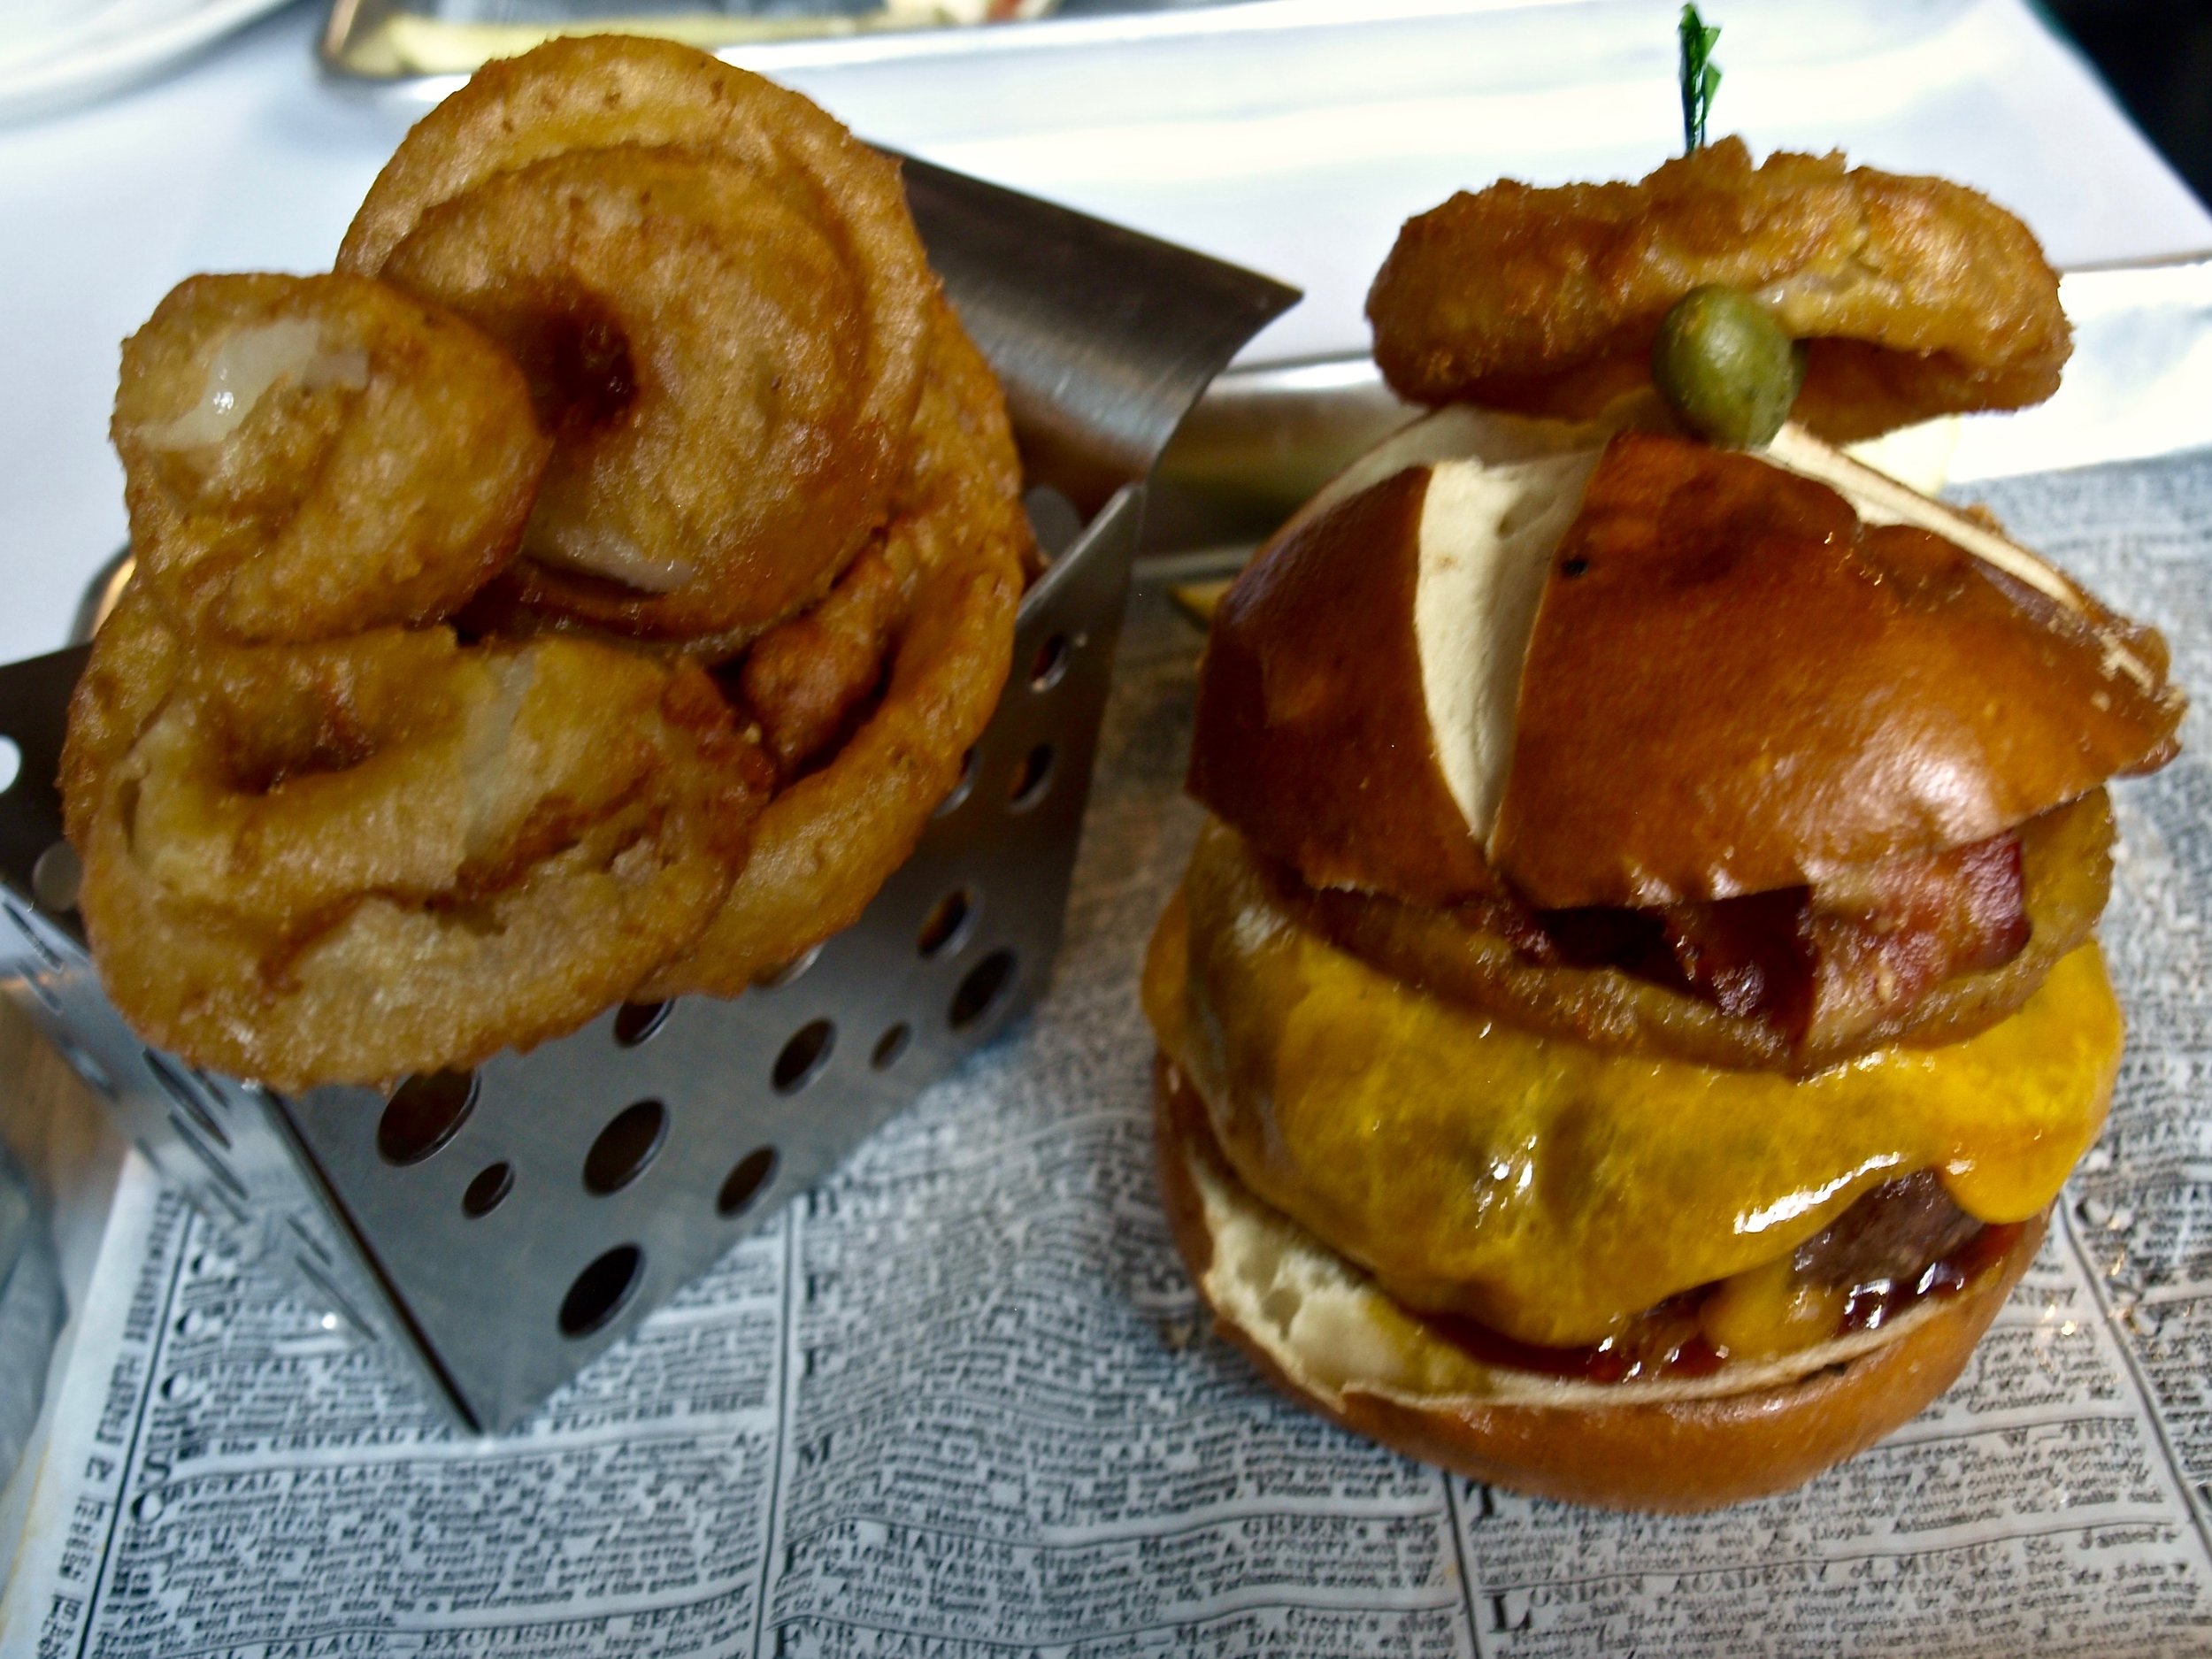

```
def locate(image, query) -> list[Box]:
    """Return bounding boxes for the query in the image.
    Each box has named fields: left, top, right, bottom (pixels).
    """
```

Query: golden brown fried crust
left=740, top=544, right=908, bottom=775
left=378, top=147, right=902, bottom=644
left=69, top=38, right=1033, bottom=1087
left=65, top=592, right=769, bottom=1090
left=641, top=302, right=1031, bottom=998
left=1279, top=791, right=2115, bottom=1077
left=1155, top=1055, right=2044, bottom=1512
left=342, top=35, right=935, bottom=642
left=1367, top=137, right=2072, bottom=441
left=113, top=273, right=548, bottom=645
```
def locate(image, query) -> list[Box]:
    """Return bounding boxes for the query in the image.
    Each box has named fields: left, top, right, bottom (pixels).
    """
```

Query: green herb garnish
left=1678, top=4, right=1722, bottom=153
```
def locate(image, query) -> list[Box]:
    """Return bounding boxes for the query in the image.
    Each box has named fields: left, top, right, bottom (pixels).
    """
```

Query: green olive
left=1651, top=285, right=1807, bottom=448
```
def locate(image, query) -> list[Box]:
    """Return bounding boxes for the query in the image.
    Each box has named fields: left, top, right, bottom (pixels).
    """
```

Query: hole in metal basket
left=773, top=1020, right=835, bottom=1094
left=1008, top=744, right=1055, bottom=812
left=145, top=1049, right=227, bottom=1149
left=584, top=1100, right=667, bottom=1196
left=872, top=1023, right=911, bottom=1071
left=378, top=1071, right=477, bottom=1166
left=612, top=1000, right=670, bottom=1046
left=949, top=949, right=1017, bottom=1033
left=559, top=1244, right=642, bottom=1338
left=32, top=843, right=80, bottom=912
left=0, top=735, right=18, bottom=795
left=933, top=748, right=977, bottom=818
left=917, top=889, right=972, bottom=959
left=718, top=1147, right=778, bottom=1217
left=1031, top=633, right=1071, bottom=691
left=463, top=1162, right=513, bottom=1218
left=754, top=946, right=820, bottom=991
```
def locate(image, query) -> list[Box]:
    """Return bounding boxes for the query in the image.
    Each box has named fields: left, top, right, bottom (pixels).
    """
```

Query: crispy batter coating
left=113, top=273, right=548, bottom=644
left=1368, top=138, right=2071, bottom=441
left=341, top=35, right=934, bottom=641
left=1282, top=792, right=2114, bottom=1078
left=65, top=591, right=771, bottom=1089
left=643, top=303, right=1030, bottom=997
left=740, top=543, right=907, bottom=775
left=65, top=38, right=1032, bottom=1085
left=380, top=147, right=898, bottom=642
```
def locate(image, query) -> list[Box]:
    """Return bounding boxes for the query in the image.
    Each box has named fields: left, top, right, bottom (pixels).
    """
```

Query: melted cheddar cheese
left=1145, top=822, right=2120, bottom=1348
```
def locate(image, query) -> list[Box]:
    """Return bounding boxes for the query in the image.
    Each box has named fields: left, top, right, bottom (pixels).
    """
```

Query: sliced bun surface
left=1188, top=416, right=1604, bottom=902
left=1416, top=451, right=1598, bottom=837
left=1148, top=819, right=2117, bottom=1348
left=1190, top=413, right=2180, bottom=912
left=1301, top=400, right=1630, bottom=526
left=1492, top=431, right=2184, bottom=908
left=1154, top=1052, right=2045, bottom=1511
left=1187, top=466, right=1482, bottom=902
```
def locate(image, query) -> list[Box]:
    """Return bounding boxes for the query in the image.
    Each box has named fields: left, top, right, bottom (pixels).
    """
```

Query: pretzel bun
left=1186, top=409, right=1605, bottom=905
left=1154, top=1054, right=2042, bottom=1512
left=1190, top=417, right=2183, bottom=909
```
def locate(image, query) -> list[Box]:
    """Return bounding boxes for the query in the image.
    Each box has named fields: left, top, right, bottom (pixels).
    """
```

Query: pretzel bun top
left=1190, top=419, right=2183, bottom=910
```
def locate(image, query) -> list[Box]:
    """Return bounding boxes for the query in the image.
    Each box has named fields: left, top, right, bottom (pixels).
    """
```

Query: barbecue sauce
left=1423, top=1218, right=2024, bottom=1384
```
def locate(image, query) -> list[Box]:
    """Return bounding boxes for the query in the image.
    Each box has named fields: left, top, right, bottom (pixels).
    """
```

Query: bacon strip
left=1504, top=828, right=2032, bottom=1046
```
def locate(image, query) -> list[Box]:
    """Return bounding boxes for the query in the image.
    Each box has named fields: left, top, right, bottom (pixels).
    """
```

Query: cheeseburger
left=1141, top=140, right=2187, bottom=1510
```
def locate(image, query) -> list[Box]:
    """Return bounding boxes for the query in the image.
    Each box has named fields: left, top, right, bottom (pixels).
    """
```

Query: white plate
left=0, top=0, right=296, bottom=127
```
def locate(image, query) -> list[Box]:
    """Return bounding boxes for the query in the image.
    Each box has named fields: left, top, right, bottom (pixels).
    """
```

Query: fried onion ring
left=1367, top=137, right=2071, bottom=442
left=112, top=273, right=549, bottom=644
left=1275, top=792, right=2115, bottom=1078
left=379, top=146, right=895, bottom=641
left=65, top=590, right=772, bottom=1089
left=643, top=302, right=1029, bottom=997
left=340, top=35, right=934, bottom=641
left=739, top=541, right=908, bottom=775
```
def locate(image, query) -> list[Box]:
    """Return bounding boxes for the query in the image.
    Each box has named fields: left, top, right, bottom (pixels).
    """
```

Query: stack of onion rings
left=65, top=35, right=1033, bottom=1088
left=646, top=304, right=1030, bottom=998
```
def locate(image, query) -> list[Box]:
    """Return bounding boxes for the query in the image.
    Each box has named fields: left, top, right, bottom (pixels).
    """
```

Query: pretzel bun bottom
left=1153, top=1056, right=2042, bottom=1512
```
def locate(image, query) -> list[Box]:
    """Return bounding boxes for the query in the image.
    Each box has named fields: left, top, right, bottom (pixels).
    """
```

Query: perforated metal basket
left=0, top=160, right=1294, bottom=1433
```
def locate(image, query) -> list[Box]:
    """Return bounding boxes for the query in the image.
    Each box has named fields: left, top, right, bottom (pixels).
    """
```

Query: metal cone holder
left=0, top=158, right=1295, bottom=1433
